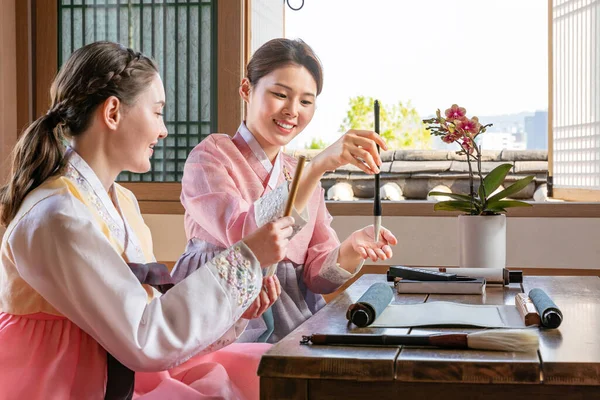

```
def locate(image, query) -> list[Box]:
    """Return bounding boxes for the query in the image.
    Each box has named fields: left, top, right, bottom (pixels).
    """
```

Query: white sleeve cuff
left=202, top=241, right=263, bottom=315
left=317, top=247, right=365, bottom=286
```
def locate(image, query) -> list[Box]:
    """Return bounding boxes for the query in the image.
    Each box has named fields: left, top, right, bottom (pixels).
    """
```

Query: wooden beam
left=553, top=188, right=600, bottom=202
left=547, top=0, right=554, bottom=184
left=325, top=201, right=600, bottom=218
left=136, top=198, right=600, bottom=217
left=33, top=0, right=58, bottom=119
left=120, top=182, right=182, bottom=201
left=0, top=0, right=18, bottom=184
left=16, top=0, right=33, bottom=134
left=138, top=201, right=185, bottom=215
left=217, top=0, right=244, bottom=136
left=244, top=0, right=251, bottom=65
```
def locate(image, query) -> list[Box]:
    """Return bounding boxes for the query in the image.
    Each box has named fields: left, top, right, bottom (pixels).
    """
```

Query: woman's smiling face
left=241, top=64, right=317, bottom=159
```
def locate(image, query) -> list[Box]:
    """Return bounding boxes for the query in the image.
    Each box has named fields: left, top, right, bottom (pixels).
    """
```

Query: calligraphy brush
left=265, top=155, right=307, bottom=277
left=301, top=329, right=539, bottom=352
left=374, top=100, right=381, bottom=241
left=283, top=155, right=306, bottom=217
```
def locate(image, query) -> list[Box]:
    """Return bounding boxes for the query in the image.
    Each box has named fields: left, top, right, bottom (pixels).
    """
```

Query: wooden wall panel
left=0, top=0, right=18, bottom=185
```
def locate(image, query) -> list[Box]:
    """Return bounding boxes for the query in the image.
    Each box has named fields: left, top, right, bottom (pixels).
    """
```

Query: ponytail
left=0, top=41, right=158, bottom=227
left=0, top=114, right=66, bottom=227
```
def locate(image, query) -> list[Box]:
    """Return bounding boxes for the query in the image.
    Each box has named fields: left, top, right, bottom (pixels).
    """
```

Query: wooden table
left=258, top=274, right=600, bottom=399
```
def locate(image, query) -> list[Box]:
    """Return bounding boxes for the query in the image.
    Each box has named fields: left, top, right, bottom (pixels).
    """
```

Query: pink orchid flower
left=461, top=137, right=476, bottom=154
left=442, top=131, right=462, bottom=144
left=444, top=104, right=467, bottom=120
left=442, top=133, right=456, bottom=143
left=457, top=116, right=482, bottom=135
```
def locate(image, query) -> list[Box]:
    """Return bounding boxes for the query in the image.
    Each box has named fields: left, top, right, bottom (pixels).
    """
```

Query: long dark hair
left=0, top=41, right=158, bottom=227
left=246, top=38, right=324, bottom=95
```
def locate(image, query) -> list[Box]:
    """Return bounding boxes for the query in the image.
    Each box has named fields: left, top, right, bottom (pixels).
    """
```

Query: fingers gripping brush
left=373, top=100, right=381, bottom=241
left=265, top=155, right=306, bottom=277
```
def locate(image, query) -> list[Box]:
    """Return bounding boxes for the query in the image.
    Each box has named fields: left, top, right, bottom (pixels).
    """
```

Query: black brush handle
left=308, top=333, right=468, bottom=348
left=374, top=100, right=381, bottom=216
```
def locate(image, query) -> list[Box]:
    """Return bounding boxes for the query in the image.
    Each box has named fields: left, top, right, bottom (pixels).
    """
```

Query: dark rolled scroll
left=529, top=288, right=563, bottom=329
left=346, top=282, right=394, bottom=327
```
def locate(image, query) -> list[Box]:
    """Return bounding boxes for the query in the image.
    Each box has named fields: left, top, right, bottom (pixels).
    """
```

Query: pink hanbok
left=172, top=123, right=363, bottom=343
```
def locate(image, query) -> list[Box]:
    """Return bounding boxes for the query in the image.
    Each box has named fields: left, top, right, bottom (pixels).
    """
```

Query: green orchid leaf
left=481, top=163, right=513, bottom=201
left=485, top=200, right=533, bottom=211
left=478, top=183, right=486, bottom=206
left=428, top=191, right=472, bottom=202
left=484, top=208, right=506, bottom=214
left=434, top=200, right=476, bottom=213
left=487, top=175, right=535, bottom=203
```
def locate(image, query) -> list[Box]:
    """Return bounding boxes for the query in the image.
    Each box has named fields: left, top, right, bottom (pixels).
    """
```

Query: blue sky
left=284, top=0, right=548, bottom=149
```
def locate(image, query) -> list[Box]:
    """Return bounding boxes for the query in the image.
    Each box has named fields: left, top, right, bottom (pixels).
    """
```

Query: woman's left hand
left=350, top=225, right=398, bottom=262
left=241, top=275, right=282, bottom=320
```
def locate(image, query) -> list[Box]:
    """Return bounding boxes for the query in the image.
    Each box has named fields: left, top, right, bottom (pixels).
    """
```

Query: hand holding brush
left=265, top=155, right=306, bottom=277
left=373, top=100, right=382, bottom=241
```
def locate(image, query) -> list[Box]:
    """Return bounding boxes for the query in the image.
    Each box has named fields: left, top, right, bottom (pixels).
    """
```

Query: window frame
left=0, top=0, right=18, bottom=184
left=10, top=0, right=245, bottom=206
left=548, top=0, right=600, bottom=202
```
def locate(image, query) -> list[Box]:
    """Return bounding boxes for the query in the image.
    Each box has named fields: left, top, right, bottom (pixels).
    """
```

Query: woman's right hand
left=291, top=130, right=388, bottom=214
left=241, top=275, right=282, bottom=320
left=243, top=216, right=295, bottom=266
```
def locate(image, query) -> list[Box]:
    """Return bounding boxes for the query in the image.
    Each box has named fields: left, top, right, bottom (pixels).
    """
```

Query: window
left=283, top=1, right=548, bottom=152
left=550, top=0, right=600, bottom=201
left=6, top=0, right=244, bottom=212
left=5, top=1, right=598, bottom=217
left=59, top=0, right=217, bottom=182
left=248, top=0, right=284, bottom=56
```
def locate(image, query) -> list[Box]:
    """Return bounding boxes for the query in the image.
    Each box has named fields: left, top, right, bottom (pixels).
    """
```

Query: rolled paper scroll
left=529, top=288, right=563, bottom=329
left=346, top=282, right=394, bottom=327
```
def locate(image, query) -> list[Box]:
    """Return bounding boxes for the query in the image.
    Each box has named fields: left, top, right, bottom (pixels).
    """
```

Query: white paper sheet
left=371, top=301, right=525, bottom=328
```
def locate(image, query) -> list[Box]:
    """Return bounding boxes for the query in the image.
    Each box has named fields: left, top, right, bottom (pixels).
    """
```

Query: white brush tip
left=467, top=329, right=539, bottom=352
left=374, top=216, right=382, bottom=241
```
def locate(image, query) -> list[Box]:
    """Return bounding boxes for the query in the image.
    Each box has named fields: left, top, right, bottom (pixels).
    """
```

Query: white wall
left=143, top=214, right=600, bottom=270
left=1, top=214, right=596, bottom=269
left=2, top=214, right=597, bottom=269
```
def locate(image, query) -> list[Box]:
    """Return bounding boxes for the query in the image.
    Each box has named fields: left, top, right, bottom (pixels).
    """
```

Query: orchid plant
left=423, top=104, right=534, bottom=215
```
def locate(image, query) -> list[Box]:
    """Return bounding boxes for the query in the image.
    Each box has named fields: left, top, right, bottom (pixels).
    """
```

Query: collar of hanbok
left=237, top=122, right=282, bottom=190
left=64, top=147, right=145, bottom=263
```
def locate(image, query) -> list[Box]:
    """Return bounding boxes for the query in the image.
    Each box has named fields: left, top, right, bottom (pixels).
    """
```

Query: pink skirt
left=0, top=312, right=270, bottom=400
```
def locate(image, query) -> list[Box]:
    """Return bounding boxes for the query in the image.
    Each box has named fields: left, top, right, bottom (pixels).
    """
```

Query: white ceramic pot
left=458, top=214, right=506, bottom=268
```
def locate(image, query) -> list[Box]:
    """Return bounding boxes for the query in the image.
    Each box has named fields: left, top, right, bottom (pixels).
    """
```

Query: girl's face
left=114, top=73, right=168, bottom=173
left=241, top=64, right=317, bottom=158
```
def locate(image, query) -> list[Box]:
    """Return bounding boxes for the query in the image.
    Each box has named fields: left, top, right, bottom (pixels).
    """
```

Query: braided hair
left=0, top=41, right=158, bottom=227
